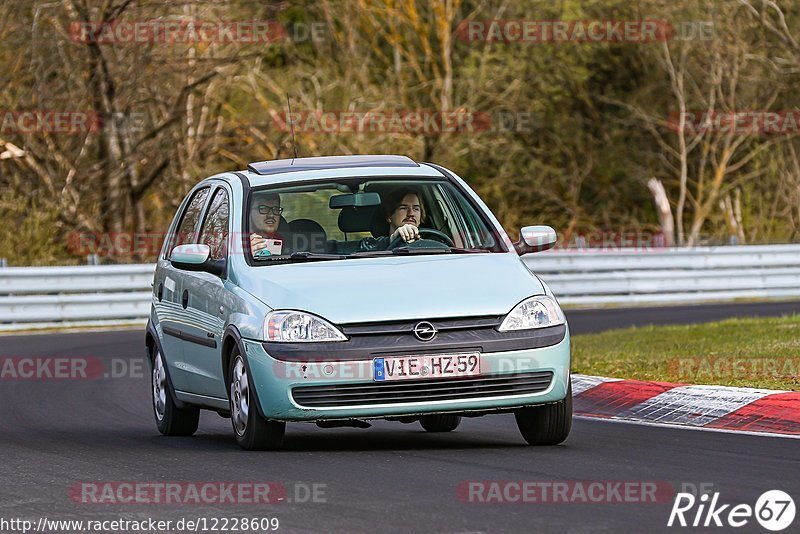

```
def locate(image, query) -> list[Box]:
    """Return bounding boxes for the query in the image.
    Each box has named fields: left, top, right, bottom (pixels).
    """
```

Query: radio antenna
left=286, top=94, right=298, bottom=160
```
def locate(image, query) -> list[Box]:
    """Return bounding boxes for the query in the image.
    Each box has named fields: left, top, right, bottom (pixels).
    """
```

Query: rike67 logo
left=668, top=490, right=795, bottom=531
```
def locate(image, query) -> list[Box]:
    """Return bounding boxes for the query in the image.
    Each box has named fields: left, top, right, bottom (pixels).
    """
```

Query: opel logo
left=413, top=321, right=437, bottom=341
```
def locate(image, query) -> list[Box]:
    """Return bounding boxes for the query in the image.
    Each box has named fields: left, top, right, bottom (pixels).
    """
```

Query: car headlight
left=264, top=311, right=347, bottom=342
left=498, top=295, right=565, bottom=331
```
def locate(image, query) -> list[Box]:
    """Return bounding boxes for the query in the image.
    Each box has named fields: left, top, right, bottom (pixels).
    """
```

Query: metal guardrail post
left=0, top=258, right=6, bottom=268
left=86, top=254, right=99, bottom=265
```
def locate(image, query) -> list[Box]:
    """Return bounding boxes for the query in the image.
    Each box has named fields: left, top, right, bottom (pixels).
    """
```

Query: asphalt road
left=1, top=303, right=799, bottom=533
left=566, top=299, right=800, bottom=334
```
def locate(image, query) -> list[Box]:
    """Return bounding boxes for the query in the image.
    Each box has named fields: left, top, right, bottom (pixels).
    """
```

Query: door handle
left=181, top=289, right=189, bottom=309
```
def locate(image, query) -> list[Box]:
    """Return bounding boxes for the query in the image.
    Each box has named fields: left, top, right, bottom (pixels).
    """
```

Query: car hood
left=239, top=253, right=544, bottom=324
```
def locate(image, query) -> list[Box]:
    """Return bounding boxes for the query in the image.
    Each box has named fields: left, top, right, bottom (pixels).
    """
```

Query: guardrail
left=1, top=244, right=800, bottom=329
left=0, top=265, right=154, bottom=327
left=525, top=244, right=800, bottom=306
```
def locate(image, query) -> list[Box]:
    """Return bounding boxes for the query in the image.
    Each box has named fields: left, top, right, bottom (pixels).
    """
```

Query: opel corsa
left=146, top=155, right=572, bottom=450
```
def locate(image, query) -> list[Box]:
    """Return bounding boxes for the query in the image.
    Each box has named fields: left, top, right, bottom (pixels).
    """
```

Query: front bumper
left=242, top=327, right=571, bottom=421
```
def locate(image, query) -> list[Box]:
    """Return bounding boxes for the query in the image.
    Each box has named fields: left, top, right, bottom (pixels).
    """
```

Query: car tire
left=419, top=414, right=461, bottom=432
left=228, top=350, right=285, bottom=451
left=514, top=382, right=572, bottom=446
left=151, top=347, right=200, bottom=436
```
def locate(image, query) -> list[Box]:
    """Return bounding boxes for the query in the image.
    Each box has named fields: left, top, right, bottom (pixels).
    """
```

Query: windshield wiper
left=349, top=245, right=499, bottom=257
left=256, top=247, right=496, bottom=261
left=253, top=251, right=347, bottom=262
left=288, top=251, right=350, bottom=261
left=349, top=246, right=451, bottom=257
left=392, top=246, right=452, bottom=255
left=447, top=246, right=492, bottom=254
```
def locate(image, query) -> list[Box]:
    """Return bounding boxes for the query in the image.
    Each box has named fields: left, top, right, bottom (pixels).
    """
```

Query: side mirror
left=514, top=225, right=557, bottom=255
left=170, top=244, right=225, bottom=276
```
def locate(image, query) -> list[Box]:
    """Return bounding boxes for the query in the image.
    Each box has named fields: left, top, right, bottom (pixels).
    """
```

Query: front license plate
left=373, top=352, right=481, bottom=382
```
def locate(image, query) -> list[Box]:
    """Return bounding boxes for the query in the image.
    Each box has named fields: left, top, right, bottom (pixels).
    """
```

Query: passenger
left=358, top=189, right=426, bottom=251
left=250, top=192, right=288, bottom=256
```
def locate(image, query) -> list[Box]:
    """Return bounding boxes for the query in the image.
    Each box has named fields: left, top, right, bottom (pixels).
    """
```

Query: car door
left=154, top=185, right=211, bottom=393
left=179, top=185, right=231, bottom=399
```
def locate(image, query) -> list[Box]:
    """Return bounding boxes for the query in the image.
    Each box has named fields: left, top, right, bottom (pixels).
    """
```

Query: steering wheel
left=387, top=228, right=455, bottom=249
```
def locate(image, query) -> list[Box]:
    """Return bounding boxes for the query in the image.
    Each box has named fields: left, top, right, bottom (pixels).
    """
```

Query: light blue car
left=146, top=155, right=571, bottom=450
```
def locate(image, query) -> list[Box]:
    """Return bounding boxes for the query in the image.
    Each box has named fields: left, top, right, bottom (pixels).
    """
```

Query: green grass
left=572, top=315, right=800, bottom=391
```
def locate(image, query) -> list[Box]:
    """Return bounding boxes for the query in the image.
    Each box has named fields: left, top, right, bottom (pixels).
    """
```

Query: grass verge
left=571, top=315, right=800, bottom=391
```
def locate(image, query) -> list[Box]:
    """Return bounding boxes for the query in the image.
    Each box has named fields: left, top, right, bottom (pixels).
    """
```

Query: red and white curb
left=571, top=374, right=800, bottom=437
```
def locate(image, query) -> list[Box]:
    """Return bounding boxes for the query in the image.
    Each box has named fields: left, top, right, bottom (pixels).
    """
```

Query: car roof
left=240, top=155, right=445, bottom=188
left=247, top=155, right=418, bottom=175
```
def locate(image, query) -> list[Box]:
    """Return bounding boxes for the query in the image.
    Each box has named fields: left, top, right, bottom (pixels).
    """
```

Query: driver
left=357, top=189, right=425, bottom=251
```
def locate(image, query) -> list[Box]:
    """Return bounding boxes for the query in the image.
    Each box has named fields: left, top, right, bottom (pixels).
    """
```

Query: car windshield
left=246, top=178, right=506, bottom=262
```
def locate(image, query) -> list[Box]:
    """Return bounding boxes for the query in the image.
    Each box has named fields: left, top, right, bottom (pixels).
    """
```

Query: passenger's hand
left=392, top=223, right=420, bottom=243
left=250, top=233, right=267, bottom=253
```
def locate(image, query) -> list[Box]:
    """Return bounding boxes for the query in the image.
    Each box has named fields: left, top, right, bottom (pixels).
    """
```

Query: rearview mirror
left=170, top=244, right=225, bottom=276
left=514, top=226, right=557, bottom=255
left=329, top=192, right=382, bottom=209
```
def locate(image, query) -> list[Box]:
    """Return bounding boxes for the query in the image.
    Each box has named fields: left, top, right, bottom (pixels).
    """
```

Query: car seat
left=288, top=219, right=328, bottom=253
left=335, top=206, right=380, bottom=254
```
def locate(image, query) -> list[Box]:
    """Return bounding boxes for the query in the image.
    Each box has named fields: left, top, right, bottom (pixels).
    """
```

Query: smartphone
left=265, top=238, right=283, bottom=255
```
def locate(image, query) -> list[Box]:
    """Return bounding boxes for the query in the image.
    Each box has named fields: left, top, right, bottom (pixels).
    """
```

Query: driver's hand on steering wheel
left=391, top=223, right=420, bottom=243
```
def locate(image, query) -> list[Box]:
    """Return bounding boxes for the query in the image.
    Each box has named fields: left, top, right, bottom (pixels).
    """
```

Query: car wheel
left=514, top=383, right=572, bottom=446
left=228, top=350, right=285, bottom=451
left=152, top=347, right=199, bottom=436
left=419, top=414, right=461, bottom=432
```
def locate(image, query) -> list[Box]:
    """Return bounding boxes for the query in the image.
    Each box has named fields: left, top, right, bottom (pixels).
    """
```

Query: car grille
left=340, top=316, right=502, bottom=336
left=291, top=371, right=553, bottom=408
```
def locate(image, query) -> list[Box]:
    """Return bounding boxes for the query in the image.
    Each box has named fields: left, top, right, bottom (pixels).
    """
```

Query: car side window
left=168, top=187, right=210, bottom=258
left=199, top=188, right=230, bottom=260
left=440, top=183, right=500, bottom=250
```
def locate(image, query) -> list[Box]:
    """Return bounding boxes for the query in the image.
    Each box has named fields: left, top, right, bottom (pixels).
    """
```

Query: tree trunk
left=647, top=178, right=675, bottom=246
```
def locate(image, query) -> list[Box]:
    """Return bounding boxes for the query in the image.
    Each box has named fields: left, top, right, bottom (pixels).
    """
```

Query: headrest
left=370, top=210, right=389, bottom=238
left=289, top=218, right=326, bottom=235
left=288, top=218, right=327, bottom=252
left=363, top=184, right=392, bottom=237
left=338, top=206, right=379, bottom=233
left=278, top=216, right=290, bottom=234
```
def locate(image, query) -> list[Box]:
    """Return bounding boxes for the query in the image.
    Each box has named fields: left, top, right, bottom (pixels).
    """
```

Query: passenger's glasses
left=258, top=206, right=284, bottom=215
